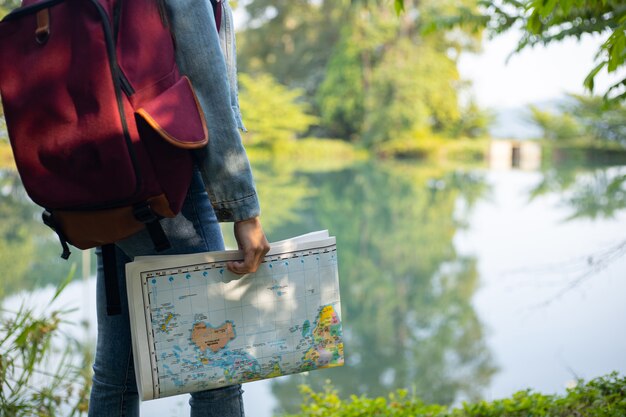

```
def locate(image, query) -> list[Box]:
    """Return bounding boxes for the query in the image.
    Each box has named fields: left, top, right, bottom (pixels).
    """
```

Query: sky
left=458, top=30, right=621, bottom=109
left=457, top=30, right=624, bottom=138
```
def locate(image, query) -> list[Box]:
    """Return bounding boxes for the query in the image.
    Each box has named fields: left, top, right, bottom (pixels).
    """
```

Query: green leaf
left=561, top=0, right=574, bottom=15
left=394, top=0, right=404, bottom=15
left=51, top=263, right=76, bottom=303
left=583, top=61, right=607, bottom=92
left=539, top=0, right=558, bottom=18
left=607, top=31, right=626, bottom=73
left=527, top=13, right=542, bottom=34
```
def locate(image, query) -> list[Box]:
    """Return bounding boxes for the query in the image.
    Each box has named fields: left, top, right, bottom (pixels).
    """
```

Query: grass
left=0, top=273, right=92, bottom=417
left=246, top=138, right=370, bottom=172
left=375, top=136, right=491, bottom=165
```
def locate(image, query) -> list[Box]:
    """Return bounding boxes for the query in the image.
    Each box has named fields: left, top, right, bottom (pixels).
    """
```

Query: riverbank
left=540, top=139, right=626, bottom=167
left=3, top=137, right=626, bottom=173
left=0, top=137, right=491, bottom=171
left=245, top=137, right=369, bottom=171
left=374, top=136, right=491, bottom=162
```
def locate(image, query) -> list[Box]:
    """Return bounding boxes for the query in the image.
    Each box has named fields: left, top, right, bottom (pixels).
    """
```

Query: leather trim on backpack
left=135, top=76, right=209, bottom=150
left=52, top=194, right=176, bottom=250
left=35, top=9, right=50, bottom=44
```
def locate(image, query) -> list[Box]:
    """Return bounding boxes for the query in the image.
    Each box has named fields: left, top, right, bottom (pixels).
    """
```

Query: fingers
left=227, top=244, right=269, bottom=274
left=226, top=217, right=270, bottom=275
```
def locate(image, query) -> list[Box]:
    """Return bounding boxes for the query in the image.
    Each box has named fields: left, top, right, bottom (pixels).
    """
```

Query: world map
left=141, top=244, right=343, bottom=398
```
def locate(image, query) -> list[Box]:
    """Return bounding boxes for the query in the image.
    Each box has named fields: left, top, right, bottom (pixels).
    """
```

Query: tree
left=238, top=73, right=318, bottom=148
left=239, top=0, right=486, bottom=145
left=529, top=105, right=584, bottom=141
left=238, top=0, right=344, bottom=96
left=409, top=0, right=626, bottom=102
left=530, top=94, right=626, bottom=143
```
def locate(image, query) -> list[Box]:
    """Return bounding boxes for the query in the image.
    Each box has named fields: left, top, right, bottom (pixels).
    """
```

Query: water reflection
left=2, top=152, right=626, bottom=416
left=530, top=165, right=626, bottom=220
left=254, top=161, right=495, bottom=412
left=0, top=168, right=94, bottom=298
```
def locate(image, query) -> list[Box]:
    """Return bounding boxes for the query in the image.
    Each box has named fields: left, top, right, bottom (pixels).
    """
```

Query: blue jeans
left=88, top=170, right=245, bottom=417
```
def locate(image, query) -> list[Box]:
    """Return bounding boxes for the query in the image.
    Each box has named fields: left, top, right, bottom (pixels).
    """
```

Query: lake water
left=2, top=150, right=626, bottom=416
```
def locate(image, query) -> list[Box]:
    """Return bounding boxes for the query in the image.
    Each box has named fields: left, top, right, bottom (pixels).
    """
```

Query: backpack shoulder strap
left=102, top=244, right=122, bottom=316
left=210, top=0, right=222, bottom=32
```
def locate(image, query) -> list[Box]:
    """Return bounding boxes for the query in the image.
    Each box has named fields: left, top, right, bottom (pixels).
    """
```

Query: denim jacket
left=165, top=0, right=259, bottom=222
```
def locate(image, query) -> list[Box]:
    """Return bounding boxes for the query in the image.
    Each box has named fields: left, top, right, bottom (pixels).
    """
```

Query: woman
left=88, top=0, right=270, bottom=416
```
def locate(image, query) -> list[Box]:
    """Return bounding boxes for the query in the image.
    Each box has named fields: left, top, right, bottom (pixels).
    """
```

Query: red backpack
left=0, top=0, right=216, bottom=259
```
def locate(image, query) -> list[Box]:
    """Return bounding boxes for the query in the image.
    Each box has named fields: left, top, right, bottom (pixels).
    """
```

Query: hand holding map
left=125, top=231, right=343, bottom=400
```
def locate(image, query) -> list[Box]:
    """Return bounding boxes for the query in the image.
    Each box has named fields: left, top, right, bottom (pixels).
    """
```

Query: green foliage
left=285, top=373, right=626, bottom=417
left=448, top=100, right=494, bottom=139
left=529, top=105, right=584, bottom=141
left=363, top=38, right=461, bottom=147
left=0, top=278, right=92, bottom=416
left=238, top=0, right=342, bottom=95
left=519, top=0, right=626, bottom=101
left=239, top=0, right=489, bottom=147
left=568, top=95, right=626, bottom=144
left=238, top=73, right=318, bottom=149
left=530, top=95, right=626, bottom=144
left=316, top=26, right=366, bottom=140
left=376, top=136, right=490, bottom=163
left=285, top=384, right=447, bottom=417
left=0, top=0, right=20, bottom=18
left=415, top=0, right=626, bottom=102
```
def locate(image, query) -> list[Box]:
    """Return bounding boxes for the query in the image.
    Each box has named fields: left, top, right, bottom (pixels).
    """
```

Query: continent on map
left=301, top=305, right=343, bottom=370
left=191, top=321, right=236, bottom=353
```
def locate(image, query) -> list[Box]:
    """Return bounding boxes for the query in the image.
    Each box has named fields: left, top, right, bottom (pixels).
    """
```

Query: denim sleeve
left=218, top=1, right=246, bottom=132
left=165, top=0, right=260, bottom=222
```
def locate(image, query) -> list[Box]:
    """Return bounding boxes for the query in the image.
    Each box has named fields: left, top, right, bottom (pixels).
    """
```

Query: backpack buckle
left=42, top=210, right=72, bottom=259
left=132, top=202, right=158, bottom=224
left=133, top=202, right=171, bottom=252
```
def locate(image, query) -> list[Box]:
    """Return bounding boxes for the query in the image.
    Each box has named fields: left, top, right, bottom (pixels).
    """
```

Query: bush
left=376, top=136, right=489, bottom=163
left=285, top=373, right=626, bottom=417
left=238, top=73, right=318, bottom=149
left=0, top=273, right=92, bottom=417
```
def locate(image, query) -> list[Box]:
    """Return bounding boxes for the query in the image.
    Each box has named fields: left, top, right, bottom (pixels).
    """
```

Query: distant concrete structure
left=489, top=140, right=541, bottom=171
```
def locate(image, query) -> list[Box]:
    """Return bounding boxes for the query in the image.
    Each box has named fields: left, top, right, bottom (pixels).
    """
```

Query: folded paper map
left=125, top=231, right=343, bottom=400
